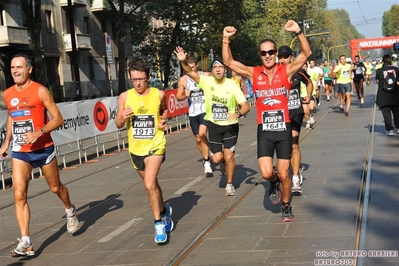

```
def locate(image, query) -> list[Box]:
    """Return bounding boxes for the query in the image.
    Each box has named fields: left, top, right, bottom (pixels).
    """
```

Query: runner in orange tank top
left=0, top=54, right=80, bottom=257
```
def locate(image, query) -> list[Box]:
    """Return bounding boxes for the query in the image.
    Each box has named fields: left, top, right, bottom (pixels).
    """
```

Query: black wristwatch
left=236, top=111, right=244, bottom=118
left=295, top=29, right=303, bottom=36
left=40, top=128, right=45, bottom=135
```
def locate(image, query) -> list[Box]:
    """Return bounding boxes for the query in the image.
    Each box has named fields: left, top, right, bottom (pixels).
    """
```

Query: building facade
left=0, top=0, right=131, bottom=108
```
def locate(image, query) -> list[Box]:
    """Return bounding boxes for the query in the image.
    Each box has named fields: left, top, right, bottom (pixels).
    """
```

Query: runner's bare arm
left=222, top=26, right=253, bottom=82
left=115, top=92, right=129, bottom=129
left=38, top=85, right=63, bottom=132
left=286, top=20, right=312, bottom=78
left=174, top=47, right=201, bottom=84
left=176, top=76, right=188, bottom=101
left=158, top=90, right=168, bottom=131
left=0, top=115, right=12, bottom=156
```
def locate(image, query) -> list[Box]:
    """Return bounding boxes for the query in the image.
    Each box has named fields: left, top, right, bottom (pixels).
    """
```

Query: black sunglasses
left=260, top=50, right=277, bottom=56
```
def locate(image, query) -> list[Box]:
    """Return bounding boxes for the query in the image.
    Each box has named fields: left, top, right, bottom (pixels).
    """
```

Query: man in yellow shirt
left=331, top=55, right=352, bottom=116
left=374, top=59, right=383, bottom=80
left=115, top=59, right=173, bottom=244
left=364, top=58, right=373, bottom=85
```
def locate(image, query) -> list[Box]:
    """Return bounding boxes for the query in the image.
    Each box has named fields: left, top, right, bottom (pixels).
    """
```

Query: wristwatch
left=295, top=29, right=303, bottom=36
left=40, top=128, right=45, bottom=135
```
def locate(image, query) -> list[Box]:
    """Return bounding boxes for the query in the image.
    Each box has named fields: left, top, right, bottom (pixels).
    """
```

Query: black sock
left=155, top=219, right=162, bottom=223
left=160, top=207, right=166, bottom=217
left=282, top=202, right=290, bottom=206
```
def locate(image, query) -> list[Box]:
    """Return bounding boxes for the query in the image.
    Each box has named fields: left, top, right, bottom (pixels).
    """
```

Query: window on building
left=84, top=17, right=90, bottom=34
left=115, top=58, right=119, bottom=78
left=88, top=57, right=95, bottom=80
left=45, top=10, right=54, bottom=34
left=101, top=20, right=107, bottom=37
left=65, top=12, right=71, bottom=34
left=0, top=5, right=4, bottom=26
left=112, top=21, right=116, bottom=39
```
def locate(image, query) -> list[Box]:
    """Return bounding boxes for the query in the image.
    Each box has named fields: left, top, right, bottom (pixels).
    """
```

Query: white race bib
left=262, top=110, right=287, bottom=131
left=131, top=115, right=156, bottom=139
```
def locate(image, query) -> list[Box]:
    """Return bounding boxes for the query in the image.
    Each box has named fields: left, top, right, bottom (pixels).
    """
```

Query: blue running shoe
left=154, top=221, right=167, bottom=243
left=162, top=205, right=174, bottom=233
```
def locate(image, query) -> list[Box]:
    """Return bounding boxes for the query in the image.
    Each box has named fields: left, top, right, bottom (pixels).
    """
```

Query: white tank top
left=186, top=75, right=205, bottom=116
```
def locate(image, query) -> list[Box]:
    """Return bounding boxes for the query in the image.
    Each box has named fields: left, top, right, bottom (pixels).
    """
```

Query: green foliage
left=94, top=0, right=369, bottom=85
left=382, top=5, right=399, bottom=36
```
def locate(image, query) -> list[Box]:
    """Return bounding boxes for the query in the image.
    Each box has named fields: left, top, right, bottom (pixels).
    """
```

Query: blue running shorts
left=12, top=145, right=56, bottom=168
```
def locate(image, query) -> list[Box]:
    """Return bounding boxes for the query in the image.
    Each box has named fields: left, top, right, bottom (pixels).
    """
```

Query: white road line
left=174, top=176, right=205, bottom=195
left=97, top=217, right=143, bottom=243
left=250, top=141, right=257, bottom=146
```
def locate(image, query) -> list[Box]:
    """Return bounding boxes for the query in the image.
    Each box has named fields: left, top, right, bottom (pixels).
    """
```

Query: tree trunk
left=117, top=0, right=126, bottom=94
left=21, top=0, right=46, bottom=86
left=163, top=22, right=180, bottom=90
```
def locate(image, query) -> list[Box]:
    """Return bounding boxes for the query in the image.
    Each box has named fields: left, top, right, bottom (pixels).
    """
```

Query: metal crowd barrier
left=1, top=115, right=190, bottom=190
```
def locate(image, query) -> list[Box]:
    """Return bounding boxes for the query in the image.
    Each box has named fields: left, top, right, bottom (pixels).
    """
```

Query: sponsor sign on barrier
left=165, top=89, right=189, bottom=118
left=0, top=94, right=189, bottom=159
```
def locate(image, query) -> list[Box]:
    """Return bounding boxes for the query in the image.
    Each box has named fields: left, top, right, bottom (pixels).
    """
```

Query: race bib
left=190, top=89, right=205, bottom=103
left=131, top=115, right=156, bottom=139
left=13, top=119, right=34, bottom=145
left=212, top=103, right=228, bottom=121
left=288, top=89, right=301, bottom=110
left=342, top=70, right=350, bottom=78
left=262, top=110, right=286, bottom=131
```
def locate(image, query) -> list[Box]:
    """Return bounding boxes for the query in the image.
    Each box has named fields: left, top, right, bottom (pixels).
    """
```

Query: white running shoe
left=10, top=238, right=34, bottom=257
left=291, top=176, right=302, bottom=193
left=225, top=183, right=236, bottom=196
left=305, top=121, right=311, bottom=129
left=203, top=160, right=212, bottom=174
left=67, top=205, right=80, bottom=234
left=309, top=116, right=315, bottom=125
left=386, top=130, right=394, bottom=136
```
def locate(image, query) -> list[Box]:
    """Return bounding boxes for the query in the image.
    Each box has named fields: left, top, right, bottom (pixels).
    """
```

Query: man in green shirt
left=174, top=46, right=250, bottom=197
left=322, top=60, right=333, bottom=101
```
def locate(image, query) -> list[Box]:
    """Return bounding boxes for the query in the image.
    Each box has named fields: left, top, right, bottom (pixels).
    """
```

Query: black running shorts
left=257, top=124, right=292, bottom=159
left=207, top=121, right=239, bottom=154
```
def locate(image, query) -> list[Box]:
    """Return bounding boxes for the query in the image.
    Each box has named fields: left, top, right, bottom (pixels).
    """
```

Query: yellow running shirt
left=125, top=87, right=166, bottom=156
left=334, top=63, right=352, bottom=84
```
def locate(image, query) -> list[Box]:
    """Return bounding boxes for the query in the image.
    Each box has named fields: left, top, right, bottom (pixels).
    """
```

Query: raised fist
left=223, top=26, right=237, bottom=38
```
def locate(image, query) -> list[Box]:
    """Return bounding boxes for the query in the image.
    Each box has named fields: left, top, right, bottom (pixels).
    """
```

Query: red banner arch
left=350, top=36, right=399, bottom=58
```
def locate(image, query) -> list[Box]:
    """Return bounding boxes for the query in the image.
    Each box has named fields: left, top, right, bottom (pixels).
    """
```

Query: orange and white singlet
left=4, top=81, right=53, bottom=152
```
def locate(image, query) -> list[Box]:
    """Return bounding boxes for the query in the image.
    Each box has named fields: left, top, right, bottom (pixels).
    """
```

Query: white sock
left=21, top=236, right=31, bottom=244
left=65, top=206, right=74, bottom=217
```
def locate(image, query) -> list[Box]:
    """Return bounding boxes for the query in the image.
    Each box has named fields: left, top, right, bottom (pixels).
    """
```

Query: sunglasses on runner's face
left=260, top=50, right=277, bottom=56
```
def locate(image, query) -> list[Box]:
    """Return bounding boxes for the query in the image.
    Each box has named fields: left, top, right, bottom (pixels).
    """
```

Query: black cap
left=278, top=46, right=293, bottom=57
